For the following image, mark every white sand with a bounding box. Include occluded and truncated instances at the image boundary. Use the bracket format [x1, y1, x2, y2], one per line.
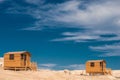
[0, 69, 120, 80]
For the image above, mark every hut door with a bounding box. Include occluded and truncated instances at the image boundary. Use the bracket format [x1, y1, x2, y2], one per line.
[100, 62, 103, 71]
[23, 54, 26, 66]
[21, 54, 26, 66]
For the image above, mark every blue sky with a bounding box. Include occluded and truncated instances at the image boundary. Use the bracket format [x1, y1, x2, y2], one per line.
[0, 0, 120, 70]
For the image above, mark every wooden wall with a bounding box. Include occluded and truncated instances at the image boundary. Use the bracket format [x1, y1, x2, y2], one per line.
[4, 52, 31, 68]
[3, 51, 37, 71]
[4, 53, 21, 67]
[86, 61, 106, 73]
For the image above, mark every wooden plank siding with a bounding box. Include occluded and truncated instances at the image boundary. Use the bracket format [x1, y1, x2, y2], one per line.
[86, 60, 111, 75]
[86, 61, 106, 73]
[4, 53, 21, 67]
[4, 51, 37, 71]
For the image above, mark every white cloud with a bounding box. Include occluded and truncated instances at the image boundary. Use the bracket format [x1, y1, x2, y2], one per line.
[61, 64, 85, 70]
[6, 0, 120, 42]
[115, 19, 120, 26]
[50, 0, 120, 28]
[38, 63, 57, 69]
[50, 0, 120, 42]
[21, 26, 42, 31]
[51, 30, 120, 42]
[40, 63, 57, 67]
[0, 0, 4, 3]
[25, 0, 44, 5]
[51, 35, 99, 42]
[38, 63, 85, 70]
[90, 43, 120, 57]
[8, 0, 120, 29]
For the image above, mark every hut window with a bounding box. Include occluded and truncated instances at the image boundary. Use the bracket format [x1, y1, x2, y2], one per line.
[21, 54, 26, 60]
[21, 54, 24, 60]
[100, 62, 103, 67]
[90, 62, 94, 67]
[9, 54, 14, 60]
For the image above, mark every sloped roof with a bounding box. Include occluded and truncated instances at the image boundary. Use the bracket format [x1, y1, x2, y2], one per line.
[5, 51, 31, 56]
[87, 60, 106, 63]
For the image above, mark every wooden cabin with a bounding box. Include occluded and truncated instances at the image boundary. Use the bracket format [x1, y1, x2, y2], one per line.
[4, 51, 37, 71]
[86, 60, 111, 75]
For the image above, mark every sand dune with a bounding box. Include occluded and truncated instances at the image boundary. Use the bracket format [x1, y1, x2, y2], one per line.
[0, 69, 120, 80]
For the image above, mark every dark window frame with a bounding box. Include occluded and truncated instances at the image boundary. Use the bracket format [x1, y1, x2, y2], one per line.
[21, 54, 26, 60]
[90, 62, 94, 67]
[9, 54, 14, 60]
[21, 54, 24, 60]
[100, 62, 103, 67]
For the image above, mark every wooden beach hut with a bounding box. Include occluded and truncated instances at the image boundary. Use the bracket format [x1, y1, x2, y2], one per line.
[4, 51, 37, 71]
[86, 60, 111, 75]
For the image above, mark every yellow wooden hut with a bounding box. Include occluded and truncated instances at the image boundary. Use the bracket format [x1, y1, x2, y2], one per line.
[86, 60, 111, 75]
[4, 51, 37, 71]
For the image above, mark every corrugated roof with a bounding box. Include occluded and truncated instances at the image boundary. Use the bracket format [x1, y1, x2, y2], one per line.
[87, 60, 106, 62]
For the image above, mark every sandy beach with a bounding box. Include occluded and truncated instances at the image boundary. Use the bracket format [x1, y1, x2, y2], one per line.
[0, 69, 120, 80]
